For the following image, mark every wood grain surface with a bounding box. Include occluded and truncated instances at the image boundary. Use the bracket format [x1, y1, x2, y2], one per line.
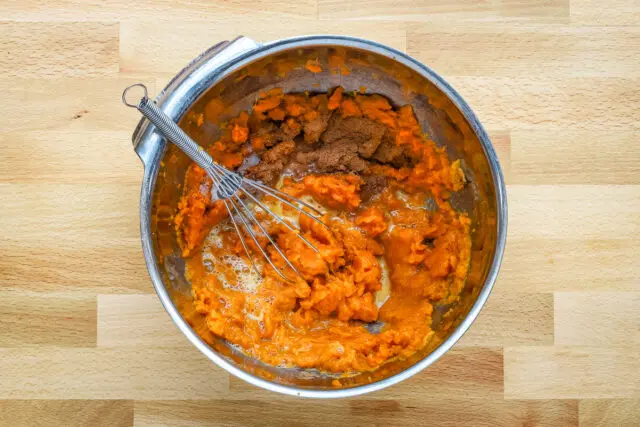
[1, 1, 639, 426]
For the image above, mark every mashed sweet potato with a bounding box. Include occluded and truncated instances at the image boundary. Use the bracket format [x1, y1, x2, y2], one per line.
[173, 87, 471, 374]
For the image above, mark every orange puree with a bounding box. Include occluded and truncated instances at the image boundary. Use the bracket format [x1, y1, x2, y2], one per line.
[284, 174, 362, 210]
[174, 87, 471, 374]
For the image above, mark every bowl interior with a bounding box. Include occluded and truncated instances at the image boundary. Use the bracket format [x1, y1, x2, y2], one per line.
[149, 42, 500, 391]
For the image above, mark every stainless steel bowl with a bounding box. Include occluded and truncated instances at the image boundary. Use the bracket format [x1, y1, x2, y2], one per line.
[131, 35, 507, 397]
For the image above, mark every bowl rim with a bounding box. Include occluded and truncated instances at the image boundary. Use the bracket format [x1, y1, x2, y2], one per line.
[137, 34, 508, 398]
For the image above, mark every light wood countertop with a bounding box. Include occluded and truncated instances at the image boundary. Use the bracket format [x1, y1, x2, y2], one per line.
[1, 1, 639, 425]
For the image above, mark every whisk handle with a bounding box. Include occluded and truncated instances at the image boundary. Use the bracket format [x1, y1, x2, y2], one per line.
[122, 83, 214, 172]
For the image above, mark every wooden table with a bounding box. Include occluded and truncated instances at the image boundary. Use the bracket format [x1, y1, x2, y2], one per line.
[1, 1, 639, 425]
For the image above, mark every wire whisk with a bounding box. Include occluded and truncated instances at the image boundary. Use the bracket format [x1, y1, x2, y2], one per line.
[123, 83, 326, 282]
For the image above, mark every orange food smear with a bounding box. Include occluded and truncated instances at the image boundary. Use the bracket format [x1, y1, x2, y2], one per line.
[305, 58, 323, 73]
[204, 98, 225, 122]
[174, 87, 471, 374]
[230, 111, 249, 144]
[328, 51, 351, 76]
[253, 88, 283, 113]
[328, 86, 343, 110]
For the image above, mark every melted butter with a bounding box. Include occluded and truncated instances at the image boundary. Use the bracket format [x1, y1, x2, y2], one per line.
[202, 222, 262, 293]
[204, 193, 391, 309]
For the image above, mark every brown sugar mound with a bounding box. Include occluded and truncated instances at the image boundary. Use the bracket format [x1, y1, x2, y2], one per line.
[246, 140, 296, 185]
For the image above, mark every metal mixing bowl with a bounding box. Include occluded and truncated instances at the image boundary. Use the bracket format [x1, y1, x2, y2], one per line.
[131, 36, 507, 397]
